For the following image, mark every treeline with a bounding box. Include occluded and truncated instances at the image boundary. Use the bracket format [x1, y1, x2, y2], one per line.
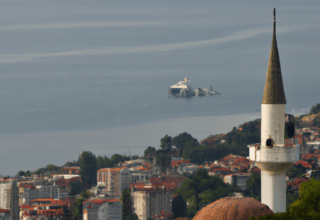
[154, 120, 261, 165]
[173, 169, 264, 218]
[172, 169, 315, 219]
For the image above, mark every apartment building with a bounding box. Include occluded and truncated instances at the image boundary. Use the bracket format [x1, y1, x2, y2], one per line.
[19, 184, 61, 205]
[20, 197, 73, 219]
[0, 209, 10, 220]
[97, 167, 151, 197]
[83, 199, 121, 220]
[0, 181, 19, 220]
[130, 181, 181, 220]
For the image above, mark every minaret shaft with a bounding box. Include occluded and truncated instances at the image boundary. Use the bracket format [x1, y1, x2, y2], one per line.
[261, 171, 286, 213]
[261, 104, 285, 147]
[248, 8, 300, 214]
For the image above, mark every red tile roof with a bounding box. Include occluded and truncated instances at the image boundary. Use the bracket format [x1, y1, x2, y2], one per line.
[89, 199, 120, 205]
[294, 160, 312, 169]
[0, 209, 10, 214]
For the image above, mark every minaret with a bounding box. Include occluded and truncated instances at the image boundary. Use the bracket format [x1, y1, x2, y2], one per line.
[248, 8, 300, 213]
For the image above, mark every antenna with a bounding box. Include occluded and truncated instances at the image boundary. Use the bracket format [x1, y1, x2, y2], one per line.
[273, 8, 276, 33]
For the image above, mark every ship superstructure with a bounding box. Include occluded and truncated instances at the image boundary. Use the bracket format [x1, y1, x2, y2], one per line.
[168, 78, 221, 98]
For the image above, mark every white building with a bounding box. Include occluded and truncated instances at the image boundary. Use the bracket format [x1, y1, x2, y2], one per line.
[307, 140, 320, 150]
[97, 168, 151, 197]
[83, 199, 121, 220]
[224, 173, 252, 191]
[0, 181, 19, 220]
[248, 9, 299, 213]
[0, 209, 10, 220]
[131, 185, 175, 220]
[19, 185, 61, 205]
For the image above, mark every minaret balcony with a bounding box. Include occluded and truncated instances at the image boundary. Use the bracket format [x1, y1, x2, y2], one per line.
[248, 139, 300, 164]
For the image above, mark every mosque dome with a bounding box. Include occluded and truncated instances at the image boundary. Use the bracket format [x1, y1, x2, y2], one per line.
[192, 196, 273, 220]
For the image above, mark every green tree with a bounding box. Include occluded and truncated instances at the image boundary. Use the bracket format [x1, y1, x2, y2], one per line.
[73, 189, 91, 220]
[310, 104, 320, 114]
[172, 194, 187, 218]
[175, 169, 241, 218]
[46, 164, 60, 172]
[172, 132, 199, 151]
[78, 151, 97, 187]
[125, 214, 138, 220]
[97, 156, 111, 169]
[286, 164, 305, 180]
[244, 173, 261, 201]
[110, 154, 128, 166]
[156, 153, 171, 170]
[69, 180, 84, 195]
[121, 189, 133, 220]
[144, 146, 157, 157]
[160, 135, 172, 152]
[186, 194, 198, 217]
[73, 198, 83, 220]
[15, 170, 25, 178]
[289, 178, 320, 219]
[25, 170, 31, 177]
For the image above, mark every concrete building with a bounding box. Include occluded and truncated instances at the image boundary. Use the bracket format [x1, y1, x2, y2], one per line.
[224, 173, 251, 191]
[0, 181, 19, 220]
[131, 185, 175, 220]
[0, 209, 10, 220]
[97, 167, 151, 197]
[19, 184, 61, 205]
[248, 9, 300, 213]
[83, 199, 121, 220]
[307, 140, 320, 150]
[20, 197, 73, 220]
[130, 176, 186, 220]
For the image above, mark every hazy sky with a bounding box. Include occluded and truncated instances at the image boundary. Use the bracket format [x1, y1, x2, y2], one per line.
[1, 0, 320, 175]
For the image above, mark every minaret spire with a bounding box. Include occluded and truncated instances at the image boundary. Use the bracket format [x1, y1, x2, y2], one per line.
[262, 8, 286, 104]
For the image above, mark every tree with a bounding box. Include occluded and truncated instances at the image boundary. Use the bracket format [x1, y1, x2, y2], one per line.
[46, 164, 60, 172]
[110, 154, 128, 166]
[175, 169, 241, 218]
[160, 135, 172, 152]
[69, 180, 84, 195]
[25, 170, 31, 177]
[73, 198, 83, 220]
[15, 170, 25, 178]
[156, 153, 171, 170]
[78, 151, 97, 187]
[73, 189, 91, 220]
[121, 189, 133, 220]
[244, 173, 261, 201]
[125, 214, 138, 220]
[172, 194, 187, 218]
[289, 178, 320, 219]
[286, 164, 305, 179]
[97, 156, 111, 169]
[310, 103, 320, 114]
[144, 146, 157, 157]
[172, 132, 199, 151]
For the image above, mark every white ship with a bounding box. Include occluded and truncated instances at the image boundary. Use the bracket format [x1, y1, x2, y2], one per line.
[168, 78, 221, 98]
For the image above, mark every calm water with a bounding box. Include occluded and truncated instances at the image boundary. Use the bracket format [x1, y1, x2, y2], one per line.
[0, 0, 320, 174]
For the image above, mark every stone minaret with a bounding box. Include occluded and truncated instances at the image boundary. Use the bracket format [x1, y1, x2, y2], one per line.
[248, 8, 300, 213]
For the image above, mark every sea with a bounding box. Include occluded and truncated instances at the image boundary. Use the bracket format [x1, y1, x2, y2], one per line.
[1, 0, 320, 175]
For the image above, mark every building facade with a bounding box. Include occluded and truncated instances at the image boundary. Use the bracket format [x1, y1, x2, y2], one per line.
[0, 181, 19, 220]
[83, 199, 121, 220]
[19, 184, 60, 205]
[97, 168, 151, 197]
